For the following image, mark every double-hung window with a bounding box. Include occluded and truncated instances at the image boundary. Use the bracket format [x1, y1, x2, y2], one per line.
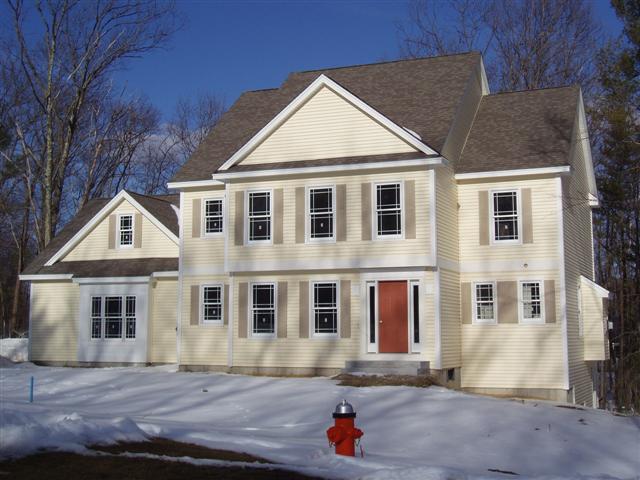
[91, 297, 102, 339]
[118, 214, 134, 247]
[251, 283, 275, 336]
[125, 296, 136, 339]
[473, 282, 496, 324]
[90, 295, 136, 340]
[520, 281, 544, 324]
[202, 285, 223, 324]
[375, 183, 402, 238]
[204, 199, 223, 235]
[492, 191, 519, 242]
[248, 191, 271, 243]
[308, 187, 335, 241]
[312, 282, 338, 336]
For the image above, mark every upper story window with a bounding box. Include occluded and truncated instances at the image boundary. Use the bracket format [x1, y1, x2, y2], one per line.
[375, 182, 402, 238]
[118, 214, 133, 247]
[251, 283, 276, 336]
[520, 281, 544, 324]
[248, 191, 271, 243]
[473, 282, 496, 324]
[204, 199, 224, 235]
[202, 284, 223, 324]
[492, 190, 519, 242]
[308, 187, 335, 241]
[312, 282, 338, 336]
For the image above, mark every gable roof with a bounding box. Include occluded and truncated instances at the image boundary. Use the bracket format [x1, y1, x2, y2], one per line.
[22, 191, 179, 276]
[172, 52, 481, 182]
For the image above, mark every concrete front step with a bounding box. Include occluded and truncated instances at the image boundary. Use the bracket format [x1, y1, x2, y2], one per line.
[343, 360, 430, 376]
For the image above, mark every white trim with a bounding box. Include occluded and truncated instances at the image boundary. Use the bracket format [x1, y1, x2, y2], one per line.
[167, 179, 224, 190]
[580, 275, 610, 298]
[176, 191, 184, 364]
[489, 188, 522, 246]
[309, 280, 340, 339]
[518, 280, 546, 325]
[430, 170, 437, 261]
[365, 281, 378, 353]
[437, 257, 559, 273]
[245, 189, 273, 246]
[200, 283, 225, 326]
[556, 177, 570, 389]
[218, 74, 437, 171]
[116, 213, 135, 249]
[227, 255, 434, 273]
[72, 276, 150, 284]
[201, 196, 225, 238]
[471, 281, 498, 325]
[409, 280, 422, 353]
[183, 264, 226, 276]
[150, 271, 179, 278]
[227, 274, 234, 368]
[434, 268, 442, 369]
[28, 282, 33, 361]
[479, 56, 490, 95]
[306, 185, 337, 244]
[373, 181, 405, 240]
[576, 89, 599, 202]
[19, 274, 74, 281]
[45, 190, 179, 266]
[249, 282, 277, 339]
[223, 184, 231, 275]
[212, 157, 445, 181]
[454, 166, 571, 180]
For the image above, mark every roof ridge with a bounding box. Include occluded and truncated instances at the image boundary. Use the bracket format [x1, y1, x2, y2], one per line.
[126, 190, 176, 204]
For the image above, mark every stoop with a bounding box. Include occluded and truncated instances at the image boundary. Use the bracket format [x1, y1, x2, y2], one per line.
[343, 360, 430, 376]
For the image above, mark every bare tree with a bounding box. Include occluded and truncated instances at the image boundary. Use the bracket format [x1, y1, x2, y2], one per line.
[169, 93, 225, 159]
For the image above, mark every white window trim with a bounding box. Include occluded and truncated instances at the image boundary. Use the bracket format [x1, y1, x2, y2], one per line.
[373, 181, 404, 240]
[518, 280, 545, 325]
[200, 284, 224, 326]
[90, 294, 137, 341]
[489, 188, 522, 246]
[245, 189, 273, 246]
[305, 185, 337, 244]
[117, 213, 135, 249]
[249, 282, 277, 338]
[366, 281, 378, 353]
[472, 281, 498, 325]
[202, 197, 225, 238]
[409, 280, 422, 352]
[309, 281, 340, 338]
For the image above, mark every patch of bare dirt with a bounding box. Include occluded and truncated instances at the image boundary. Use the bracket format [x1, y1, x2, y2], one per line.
[334, 373, 439, 388]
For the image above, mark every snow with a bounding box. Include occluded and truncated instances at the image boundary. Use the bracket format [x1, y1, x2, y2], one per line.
[0, 364, 638, 480]
[0, 338, 28, 362]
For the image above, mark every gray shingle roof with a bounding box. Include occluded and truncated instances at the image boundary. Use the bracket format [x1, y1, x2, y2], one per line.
[32, 258, 178, 277]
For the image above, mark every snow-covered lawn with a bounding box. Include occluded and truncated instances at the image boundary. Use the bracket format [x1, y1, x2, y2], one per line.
[0, 338, 28, 362]
[1, 364, 638, 480]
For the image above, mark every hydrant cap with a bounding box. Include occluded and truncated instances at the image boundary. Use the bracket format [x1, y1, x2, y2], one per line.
[333, 399, 356, 418]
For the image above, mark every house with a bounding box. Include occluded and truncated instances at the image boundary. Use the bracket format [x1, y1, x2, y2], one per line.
[20, 52, 609, 406]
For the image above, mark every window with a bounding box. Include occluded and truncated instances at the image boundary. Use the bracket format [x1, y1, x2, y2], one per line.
[473, 282, 496, 324]
[520, 281, 544, 324]
[204, 199, 223, 235]
[90, 295, 136, 340]
[308, 187, 335, 241]
[105, 296, 123, 339]
[411, 282, 420, 344]
[248, 191, 271, 242]
[492, 191, 519, 242]
[118, 214, 134, 247]
[375, 183, 402, 237]
[202, 285, 223, 324]
[125, 296, 136, 339]
[91, 297, 102, 339]
[251, 283, 275, 336]
[312, 282, 338, 336]
[368, 283, 376, 348]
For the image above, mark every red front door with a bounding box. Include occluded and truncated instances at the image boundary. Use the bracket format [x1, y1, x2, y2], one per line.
[378, 281, 408, 353]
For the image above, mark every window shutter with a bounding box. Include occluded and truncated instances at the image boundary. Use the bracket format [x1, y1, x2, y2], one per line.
[479, 191, 489, 245]
[190, 285, 200, 326]
[192, 199, 201, 238]
[224, 284, 230, 326]
[273, 188, 284, 244]
[497, 281, 518, 323]
[340, 280, 351, 338]
[299, 281, 309, 338]
[404, 180, 416, 239]
[544, 280, 556, 323]
[238, 282, 248, 338]
[134, 213, 142, 248]
[522, 188, 533, 244]
[295, 187, 305, 244]
[234, 191, 244, 246]
[361, 183, 372, 241]
[108, 214, 116, 249]
[336, 184, 347, 241]
[277, 282, 287, 338]
[461, 282, 472, 324]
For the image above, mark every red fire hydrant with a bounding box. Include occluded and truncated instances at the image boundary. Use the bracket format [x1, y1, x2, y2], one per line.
[326, 399, 363, 457]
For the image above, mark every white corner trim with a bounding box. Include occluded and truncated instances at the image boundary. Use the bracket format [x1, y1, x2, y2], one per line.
[479, 56, 490, 95]
[556, 177, 570, 390]
[576, 89, 599, 201]
[72, 276, 151, 284]
[455, 166, 571, 180]
[19, 274, 74, 281]
[176, 191, 185, 365]
[151, 271, 179, 278]
[430, 170, 437, 261]
[28, 282, 33, 361]
[580, 275, 610, 298]
[218, 74, 438, 171]
[44, 190, 179, 267]
[167, 179, 224, 190]
[433, 268, 442, 370]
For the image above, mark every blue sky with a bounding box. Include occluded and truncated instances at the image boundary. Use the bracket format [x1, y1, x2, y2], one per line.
[114, 0, 624, 120]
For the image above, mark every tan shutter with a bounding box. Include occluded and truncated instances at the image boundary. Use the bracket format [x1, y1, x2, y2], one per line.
[461, 282, 472, 324]
[190, 285, 200, 326]
[134, 213, 142, 248]
[192, 199, 201, 238]
[224, 284, 230, 326]
[277, 282, 287, 338]
[299, 281, 309, 338]
[340, 280, 351, 338]
[544, 280, 556, 323]
[108, 214, 116, 249]
[273, 188, 284, 244]
[404, 180, 416, 239]
[522, 188, 533, 244]
[497, 281, 518, 323]
[234, 191, 244, 246]
[295, 187, 305, 244]
[479, 191, 489, 245]
[361, 183, 372, 241]
[336, 184, 347, 241]
[238, 282, 248, 338]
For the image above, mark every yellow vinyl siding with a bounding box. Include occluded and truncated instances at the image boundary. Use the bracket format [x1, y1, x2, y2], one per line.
[439, 268, 461, 368]
[240, 86, 417, 165]
[436, 164, 459, 262]
[62, 199, 178, 262]
[581, 280, 607, 361]
[30, 281, 79, 362]
[149, 278, 178, 363]
[182, 188, 226, 270]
